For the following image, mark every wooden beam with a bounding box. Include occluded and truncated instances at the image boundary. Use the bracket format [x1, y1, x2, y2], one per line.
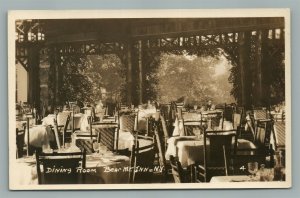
[131, 18, 285, 39]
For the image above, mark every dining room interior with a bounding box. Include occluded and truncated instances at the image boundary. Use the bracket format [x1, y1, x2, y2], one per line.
[13, 17, 286, 185]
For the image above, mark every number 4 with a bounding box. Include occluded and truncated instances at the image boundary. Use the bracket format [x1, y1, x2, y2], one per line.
[240, 166, 246, 171]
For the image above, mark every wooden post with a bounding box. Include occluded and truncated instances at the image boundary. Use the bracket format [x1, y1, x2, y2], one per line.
[261, 30, 271, 107]
[138, 40, 143, 104]
[126, 43, 132, 106]
[27, 46, 40, 108]
[48, 47, 56, 108]
[254, 30, 263, 107]
[238, 32, 251, 109]
[55, 54, 60, 105]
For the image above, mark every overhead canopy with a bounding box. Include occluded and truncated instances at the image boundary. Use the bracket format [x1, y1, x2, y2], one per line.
[15, 17, 285, 109]
[41, 17, 284, 44]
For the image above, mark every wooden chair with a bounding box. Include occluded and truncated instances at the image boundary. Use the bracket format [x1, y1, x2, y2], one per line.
[272, 121, 285, 151]
[152, 119, 169, 180]
[233, 119, 274, 174]
[57, 113, 71, 147]
[119, 114, 137, 134]
[159, 103, 172, 136]
[196, 129, 237, 182]
[253, 108, 269, 121]
[181, 112, 203, 136]
[105, 102, 117, 117]
[16, 124, 26, 158]
[49, 118, 62, 150]
[169, 155, 187, 183]
[74, 116, 98, 154]
[160, 115, 170, 150]
[254, 119, 273, 151]
[251, 108, 270, 137]
[36, 150, 86, 184]
[232, 107, 244, 136]
[96, 125, 118, 151]
[182, 120, 203, 136]
[129, 137, 156, 183]
[202, 111, 223, 130]
[223, 103, 234, 123]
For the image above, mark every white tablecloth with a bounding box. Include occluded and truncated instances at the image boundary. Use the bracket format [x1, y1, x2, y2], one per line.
[25, 125, 54, 148]
[165, 136, 204, 167]
[165, 135, 256, 168]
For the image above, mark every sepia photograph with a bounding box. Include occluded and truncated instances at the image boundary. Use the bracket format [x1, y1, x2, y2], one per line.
[8, 9, 291, 190]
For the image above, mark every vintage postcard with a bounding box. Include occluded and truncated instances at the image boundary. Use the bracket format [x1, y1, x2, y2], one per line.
[8, 9, 291, 190]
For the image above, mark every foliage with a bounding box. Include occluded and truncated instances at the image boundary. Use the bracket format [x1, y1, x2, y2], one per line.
[266, 49, 285, 105]
[59, 54, 126, 105]
[154, 52, 235, 105]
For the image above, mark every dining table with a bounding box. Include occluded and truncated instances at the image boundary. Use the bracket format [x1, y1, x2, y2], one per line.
[11, 145, 131, 185]
[165, 135, 256, 168]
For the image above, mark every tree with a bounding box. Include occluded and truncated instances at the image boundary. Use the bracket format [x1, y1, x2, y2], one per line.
[155, 52, 235, 105]
[60, 54, 126, 105]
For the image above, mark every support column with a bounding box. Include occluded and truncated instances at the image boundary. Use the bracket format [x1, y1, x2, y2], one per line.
[49, 47, 58, 109]
[253, 30, 263, 107]
[238, 32, 251, 109]
[39, 47, 51, 116]
[27, 45, 40, 109]
[261, 30, 271, 107]
[138, 40, 143, 104]
[126, 43, 133, 105]
[54, 51, 60, 105]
